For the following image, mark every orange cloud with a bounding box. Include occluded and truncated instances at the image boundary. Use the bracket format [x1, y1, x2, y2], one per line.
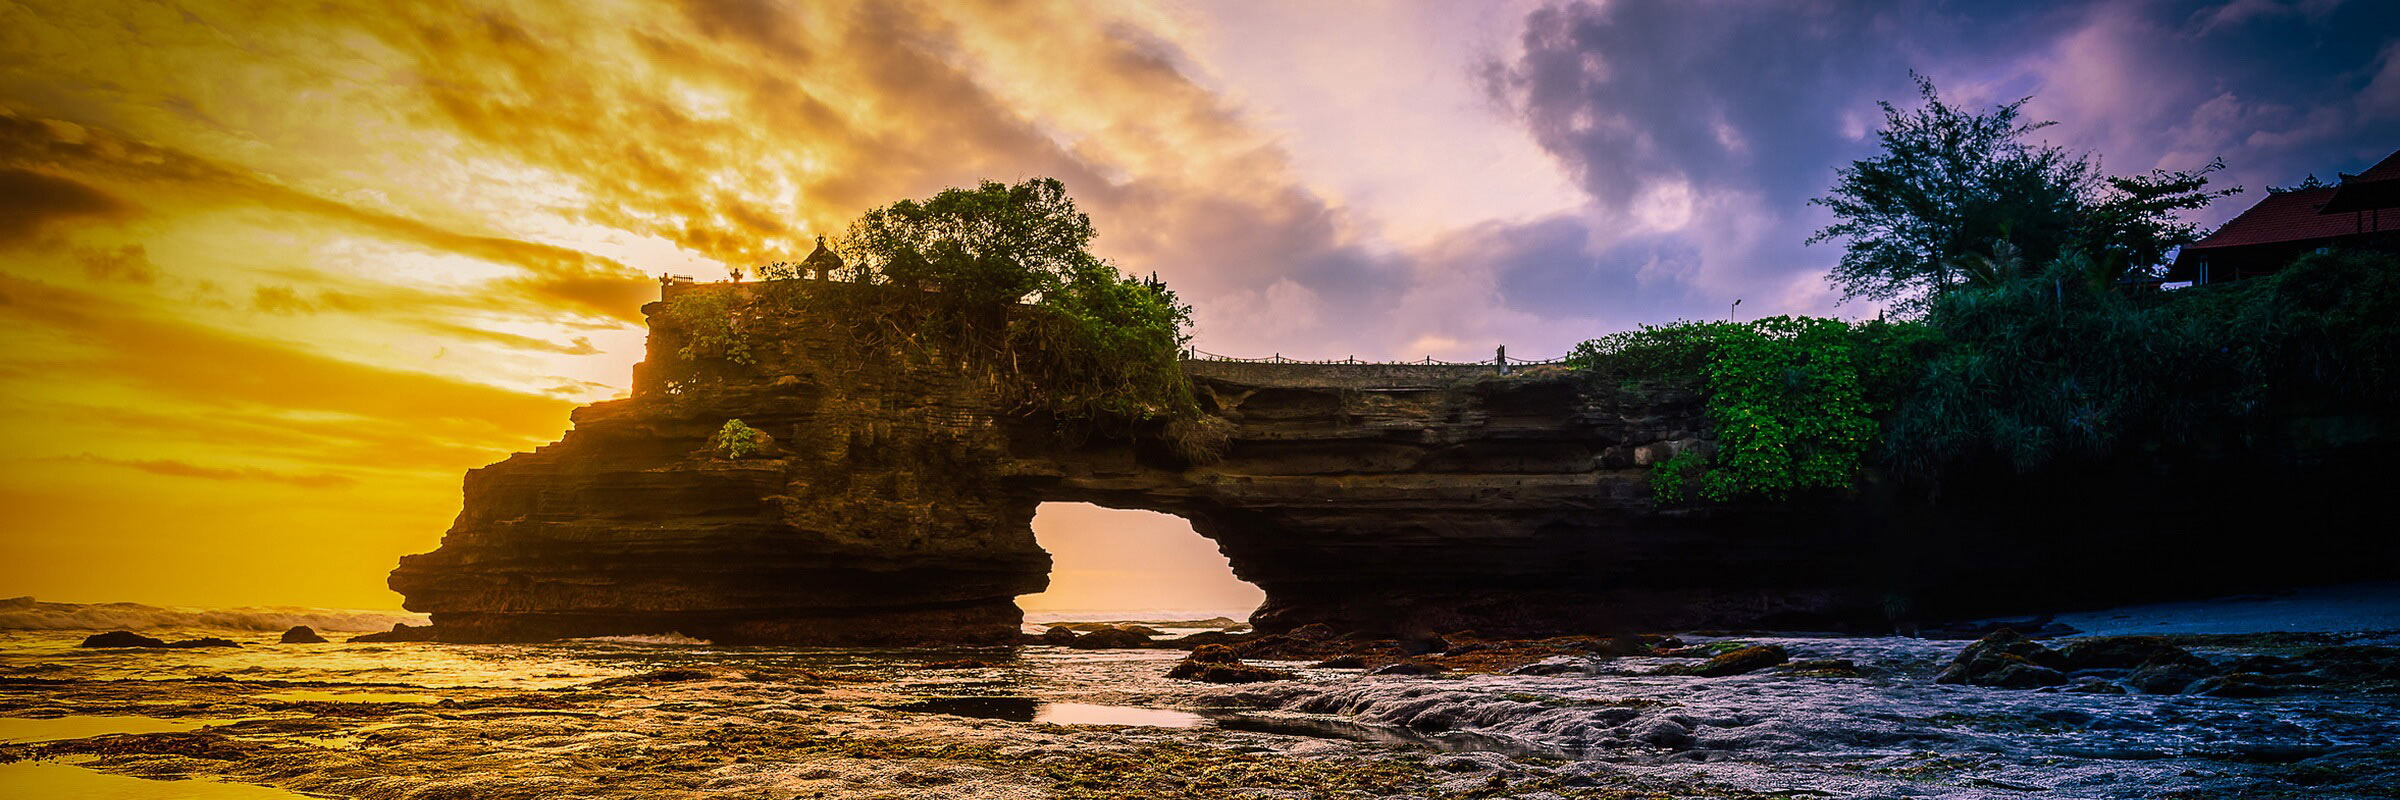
[0, 168, 126, 244]
[0, 0, 1455, 610]
[60, 454, 358, 488]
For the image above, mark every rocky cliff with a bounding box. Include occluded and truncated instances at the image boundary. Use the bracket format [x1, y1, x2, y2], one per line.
[391, 280, 2399, 644]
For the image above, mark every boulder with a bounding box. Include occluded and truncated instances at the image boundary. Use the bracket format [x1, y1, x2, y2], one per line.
[1161, 630, 1249, 648]
[1311, 655, 1369, 669]
[1234, 623, 1351, 660]
[2126, 651, 2217, 694]
[350, 623, 440, 643]
[1664, 645, 1789, 677]
[1631, 716, 1692, 748]
[1066, 626, 1152, 649]
[2296, 646, 2400, 682]
[1115, 624, 1163, 637]
[1777, 658, 1863, 678]
[2063, 677, 2128, 694]
[2056, 636, 2197, 670]
[2189, 672, 2282, 698]
[1037, 626, 1080, 645]
[79, 631, 167, 648]
[165, 637, 242, 648]
[1580, 635, 1655, 658]
[279, 626, 328, 644]
[1936, 629, 2068, 687]
[1398, 633, 1450, 656]
[1166, 645, 1295, 683]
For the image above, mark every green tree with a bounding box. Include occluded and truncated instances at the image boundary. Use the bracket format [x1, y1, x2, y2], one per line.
[1811, 75, 2233, 308]
[822, 178, 1197, 424]
[838, 177, 1104, 310]
[1809, 74, 2091, 309]
[2074, 161, 2240, 287]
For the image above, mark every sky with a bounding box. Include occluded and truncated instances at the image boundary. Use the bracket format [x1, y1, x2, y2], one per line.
[1, 0, 2394, 611]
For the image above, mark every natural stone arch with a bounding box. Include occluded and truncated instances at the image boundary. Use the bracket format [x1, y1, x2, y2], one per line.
[1015, 502, 1262, 618]
[390, 281, 2391, 645]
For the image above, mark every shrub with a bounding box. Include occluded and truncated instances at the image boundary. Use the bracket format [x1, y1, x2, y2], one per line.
[711, 419, 759, 459]
[676, 179, 1197, 431]
[1573, 316, 1931, 503]
[1880, 248, 2400, 478]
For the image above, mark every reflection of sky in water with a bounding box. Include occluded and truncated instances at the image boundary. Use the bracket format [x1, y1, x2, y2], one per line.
[0, 762, 321, 799]
[1036, 701, 1204, 727]
[0, 715, 211, 743]
[0, 627, 1307, 701]
[883, 697, 1208, 728]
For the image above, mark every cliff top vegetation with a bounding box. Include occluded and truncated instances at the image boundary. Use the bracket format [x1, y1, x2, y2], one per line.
[1579, 76, 2393, 505]
[659, 178, 1199, 432]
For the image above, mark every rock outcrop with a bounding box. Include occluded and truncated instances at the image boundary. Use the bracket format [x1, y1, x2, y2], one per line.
[77, 631, 242, 649]
[388, 280, 2400, 644]
[79, 631, 167, 648]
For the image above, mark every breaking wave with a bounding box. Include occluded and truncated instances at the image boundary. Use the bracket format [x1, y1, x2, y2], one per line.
[565, 633, 713, 646]
[0, 596, 426, 633]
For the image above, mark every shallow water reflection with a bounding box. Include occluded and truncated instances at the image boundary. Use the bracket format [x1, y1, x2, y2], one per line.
[0, 716, 209, 743]
[254, 690, 436, 704]
[885, 696, 1206, 728]
[1036, 702, 1205, 727]
[0, 762, 321, 799]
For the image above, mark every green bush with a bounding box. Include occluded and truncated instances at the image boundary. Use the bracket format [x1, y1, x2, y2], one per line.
[711, 419, 759, 459]
[1571, 316, 1933, 503]
[664, 288, 752, 366]
[1880, 248, 2400, 478]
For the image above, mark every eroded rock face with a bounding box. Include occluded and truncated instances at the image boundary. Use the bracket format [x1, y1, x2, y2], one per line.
[390, 281, 2400, 644]
[390, 284, 1050, 645]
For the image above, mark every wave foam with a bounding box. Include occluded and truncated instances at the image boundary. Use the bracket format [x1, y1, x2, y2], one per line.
[563, 633, 713, 646]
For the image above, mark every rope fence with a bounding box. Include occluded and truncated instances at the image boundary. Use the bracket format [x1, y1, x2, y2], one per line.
[1185, 346, 1573, 372]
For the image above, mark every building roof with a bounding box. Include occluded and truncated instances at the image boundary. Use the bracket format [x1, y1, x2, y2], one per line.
[2322, 148, 2400, 214]
[2182, 187, 2364, 251]
[2345, 148, 2400, 183]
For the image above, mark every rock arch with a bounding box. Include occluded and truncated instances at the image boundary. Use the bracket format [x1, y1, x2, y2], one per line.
[389, 282, 2400, 644]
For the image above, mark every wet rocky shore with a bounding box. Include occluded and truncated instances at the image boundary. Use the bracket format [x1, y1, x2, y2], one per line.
[5, 603, 2398, 799]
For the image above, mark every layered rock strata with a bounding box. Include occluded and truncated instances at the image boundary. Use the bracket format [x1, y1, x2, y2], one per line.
[391, 280, 2398, 644]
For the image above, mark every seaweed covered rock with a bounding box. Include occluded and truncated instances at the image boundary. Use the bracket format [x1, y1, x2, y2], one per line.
[1662, 644, 1789, 677]
[1167, 644, 1295, 683]
[2126, 650, 2218, 694]
[1936, 630, 2068, 688]
[2057, 636, 2197, 670]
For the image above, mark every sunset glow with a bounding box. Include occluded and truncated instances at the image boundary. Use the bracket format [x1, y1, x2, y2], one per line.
[3, 0, 2392, 610]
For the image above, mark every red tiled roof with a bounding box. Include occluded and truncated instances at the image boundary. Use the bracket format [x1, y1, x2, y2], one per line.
[2346, 148, 2400, 183]
[2322, 148, 2400, 214]
[2184, 186, 2396, 251]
